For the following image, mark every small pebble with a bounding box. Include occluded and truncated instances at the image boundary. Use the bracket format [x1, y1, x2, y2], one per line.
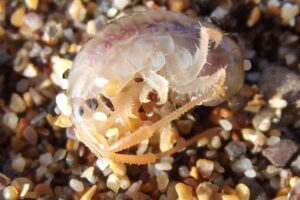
[69, 0, 87, 22]
[9, 93, 26, 113]
[3, 112, 19, 130]
[113, 0, 130, 10]
[69, 178, 84, 192]
[156, 170, 169, 191]
[51, 56, 72, 79]
[285, 54, 297, 66]
[196, 182, 218, 200]
[11, 154, 26, 173]
[155, 162, 172, 171]
[22, 63, 38, 78]
[232, 158, 253, 174]
[168, 0, 189, 12]
[107, 8, 118, 18]
[225, 141, 247, 161]
[56, 93, 72, 116]
[266, 165, 280, 177]
[25, 0, 39, 10]
[35, 165, 47, 181]
[107, 173, 121, 193]
[29, 88, 45, 106]
[241, 128, 267, 147]
[267, 0, 280, 8]
[81, 167, 96, 184]
[96, 158, 110, 171]
[270, 177, 280, 189]
[252, 108, 274, 132]
[178, 166, 190, 178]
[189, 166, 199, 179]
[210, 6, 229, 20]
[175, 183, 193, 200]
[3, 185, 19, 200]
[267, 136, 280, 146]
[80, 185, 97, 200]
[247, 6, 261, 27]
[219, 119, 233, 131]
[19, 183, 30, 198]
[39, 153, 53, 166]
[11, 7, 26, 27]
[119, 175, 130, 190]
[243, 59, 252, 71]
[268, 97, 287, 109]
[53, 149, 67, 162]
[125, 180, 142, 198]
[211, 136, 222, 149]
[235, 183, 250, 200]
[42, 21, 63, 45]
[281, 3, 299, 26]
[244, 168, 256, 178]
[214, 161, 225, 173]
[110, 162, 126, 176]
[23, 125, 38, 145]
[196, 159, 214, 179]
[86, 20, 96, 36]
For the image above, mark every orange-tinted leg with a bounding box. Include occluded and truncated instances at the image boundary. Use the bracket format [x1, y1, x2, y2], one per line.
[106, 68, 226, 154]
[103, 127, 221, 164]
[106, 88, 216, 153]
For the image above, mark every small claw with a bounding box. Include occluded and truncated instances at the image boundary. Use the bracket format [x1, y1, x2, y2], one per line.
[139, 84, 152, 103]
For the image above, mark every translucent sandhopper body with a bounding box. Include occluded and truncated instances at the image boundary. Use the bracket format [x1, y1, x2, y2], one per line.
[65, 11, 244, 164]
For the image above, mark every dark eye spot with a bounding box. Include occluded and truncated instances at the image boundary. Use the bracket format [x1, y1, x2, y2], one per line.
[85, 98, 99, 111]
[63, 69, 70, 79]
[73, 106, 84, 119]
[134, 77, 144, 82]
[100, 95, 115, 111]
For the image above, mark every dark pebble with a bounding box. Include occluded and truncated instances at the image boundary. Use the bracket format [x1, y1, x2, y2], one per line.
[240, 177, 269, 200]
[0, 45, 13, 66]
[262, 139, 298, 167]
[1, 165, 19, 180]
[259, 67, 300, 103]
[225, 141, 247, 160]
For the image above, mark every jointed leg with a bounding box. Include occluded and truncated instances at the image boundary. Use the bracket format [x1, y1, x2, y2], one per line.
[205, 27, 223, 48]
[106, 66, 226, 154]
[103, 127, 221, 164]
[107, 87, 218, 153]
